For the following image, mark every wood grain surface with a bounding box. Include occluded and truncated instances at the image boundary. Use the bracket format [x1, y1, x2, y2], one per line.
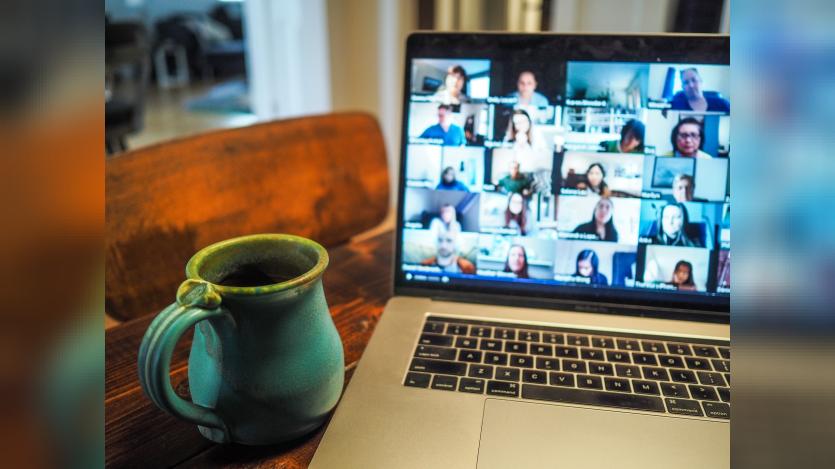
[105, 230, 394, 468]
[106, 112, 389, 321]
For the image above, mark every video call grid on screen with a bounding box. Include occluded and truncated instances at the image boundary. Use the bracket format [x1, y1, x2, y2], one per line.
[400, 53, 730, 298]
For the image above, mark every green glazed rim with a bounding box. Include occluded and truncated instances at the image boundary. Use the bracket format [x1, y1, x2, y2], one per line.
[185, 234, 329, 296]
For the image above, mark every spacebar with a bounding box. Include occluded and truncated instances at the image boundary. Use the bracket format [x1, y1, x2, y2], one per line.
[522, 384, 665, 413]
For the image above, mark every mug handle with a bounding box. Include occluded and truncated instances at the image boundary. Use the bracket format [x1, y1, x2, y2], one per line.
[138, 279, 231, 442]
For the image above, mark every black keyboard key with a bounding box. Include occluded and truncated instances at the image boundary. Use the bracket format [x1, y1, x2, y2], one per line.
[505, 341, 528, 354]
[530, 344, 553, 356]
[632, 353, 658, 366]
[494, 328, 516, 340]
[577, 374, 603, 390]
[485, 352, 508, 366]
[591, 337, 614, 349]
[694, 345, 718, 358]
[522, 369, 547, 384]
[671, 369, 698, 383]
[685, 357, 711, 370]
[510, 354, 534, 368]
[717, 387, 730, 403]
[604, 377, 631, 393]
[419, 333, 453, 347]
[535, 357, 559, 370]
[667, 343, 692, 355]
[641, 341, 665, 353]
[410, 358, 467, 376]
[480, 339, 502, 351]
[718, 347, 730, 359]
[458, 377, 485, 394]
[589, 362, 614, 376]
[487, 380, 519, 397]
[414, 345, 456, 360]
[519, 331, 540, 342]
[724, 373, 730, 385]
[555, 346, 579, 358]
[458, 349, 483, 363]
[566, 335, 590, 347]
[455, 337, 478, 349]
[702, 401, 730, 419]
[542, 333, 564, 344]
[615, 364, 641, 378]
[431, 374, 458, 391]
[522, 384, 665, 413]
[658, 355, 685, 368]
[689, 385, 719, 401]
[469, 364, 494, 379]
[642, 366, 669, 381]
[665, 398, 703, 417]
[549, 372, 575, 387]
[698, 371, 726, 387]
[446, 324, 468, 335]
[632, 380, 660, 395]
[495, 367, 520, 381]
[563, 359, 587, 373]
[712, 359, 730, 373]
[617, 339, 640, 351]
[423, 321, 445, 333]
[581, 348, 605, 360]
[661, 382, 689, 398]
[469, 326, 491, 338]
[606, 350, 632, 363]
[404, 372, 431, 388]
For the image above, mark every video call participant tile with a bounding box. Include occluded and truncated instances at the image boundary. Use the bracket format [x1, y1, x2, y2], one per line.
[402, 228, 479, 276]
[476, 235, 556, 280]
[637, 245, 712, 292]
[552, 240, 638, 288]
[405, 144, 486, 192]
[556, 195, 641, 245]
[557, 151, 646, 198]
[402, 187, 481, 233]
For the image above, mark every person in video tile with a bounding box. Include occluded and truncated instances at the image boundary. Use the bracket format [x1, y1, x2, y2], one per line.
[419, 104, 465, 146]
[433, 65, 469, 105]
[670, 68, 730, 113]
[436, 166, 470, 192]
[672, 174, 695, 202]
[575, 249, 609, 286]
[503, 244, 529, 279]
[497, 160, 533, 196]
[573, 197, 619, 242]
[505, 109, 535, 149]
[510, 71, 549, 107]
[599, 119, 645, 154]
[428, 204, 462, 235]
[575, 163, 611, 196]
[666, 117, 711, 158]
[667, 260, 697, 291]
[654, 203, 702, 247]
[420, 226, 475, 274]
[504, 192, 529, 235]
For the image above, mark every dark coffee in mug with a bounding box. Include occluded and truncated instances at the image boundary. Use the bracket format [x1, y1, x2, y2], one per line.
[216, 262, 304, 287]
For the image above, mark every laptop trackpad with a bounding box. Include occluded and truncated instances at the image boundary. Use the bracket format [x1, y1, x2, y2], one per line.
[477, 398, 728, 469]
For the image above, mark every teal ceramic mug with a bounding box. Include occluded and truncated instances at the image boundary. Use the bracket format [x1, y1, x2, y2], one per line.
[137, 234, 344, 445]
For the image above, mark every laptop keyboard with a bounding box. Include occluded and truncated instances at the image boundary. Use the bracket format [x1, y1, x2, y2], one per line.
[404, 316, 730, 420]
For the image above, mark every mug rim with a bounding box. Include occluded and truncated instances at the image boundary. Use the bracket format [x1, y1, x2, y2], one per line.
[185, 234, 329, 296]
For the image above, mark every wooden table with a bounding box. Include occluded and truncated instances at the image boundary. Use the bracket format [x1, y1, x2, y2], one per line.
[106, 231, 394, 468]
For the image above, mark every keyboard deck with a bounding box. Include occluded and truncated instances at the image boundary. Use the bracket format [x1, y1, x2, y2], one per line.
[404, 316, 730, 420]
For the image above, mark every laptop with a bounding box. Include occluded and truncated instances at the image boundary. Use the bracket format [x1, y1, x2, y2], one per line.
[311, 33, 730, 469]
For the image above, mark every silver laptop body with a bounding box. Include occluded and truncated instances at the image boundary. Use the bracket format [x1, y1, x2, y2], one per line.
[312, 33, 730, 469]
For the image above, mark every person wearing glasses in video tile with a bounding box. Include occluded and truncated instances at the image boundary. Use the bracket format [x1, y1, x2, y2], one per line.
[665, 117, 712, 159]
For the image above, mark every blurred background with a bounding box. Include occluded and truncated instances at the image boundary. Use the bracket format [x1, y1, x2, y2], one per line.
[105, 0, 729, 207]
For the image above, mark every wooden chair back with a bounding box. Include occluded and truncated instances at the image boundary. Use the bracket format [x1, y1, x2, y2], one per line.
[106, 112, 389, 321]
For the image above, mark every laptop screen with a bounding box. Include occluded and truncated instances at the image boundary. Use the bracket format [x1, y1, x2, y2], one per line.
[396, 34, 729, 315]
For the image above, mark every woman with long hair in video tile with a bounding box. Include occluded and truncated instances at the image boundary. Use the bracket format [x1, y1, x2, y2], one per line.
[436, 166, 470, 192]
[433, 65, 469, 105]
[668, 260, 697, 291]
[428, 204, 462, 235]
[654, 203, 701, 247]
[573, 197, 619, 242]
[574, 249, 609, 286]
[505, 109, 534, 149]
[575, 163, 611, 196]
[504, 192, 528, 235]
[503, 244, 529, 279]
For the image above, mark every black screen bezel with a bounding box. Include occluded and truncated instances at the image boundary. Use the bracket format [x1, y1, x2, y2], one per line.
[394, 33, 730, 323]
